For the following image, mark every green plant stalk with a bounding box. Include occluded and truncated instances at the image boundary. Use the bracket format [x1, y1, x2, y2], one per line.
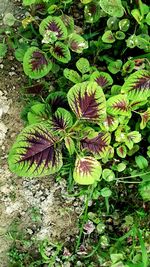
[117, 171, 150, 180]
[83, 237, 101, 258]
[67, 166, 74, 193]
[75, 184, 95, 252]
[105, 197, 110, 214]
[137, 228, 148, 267]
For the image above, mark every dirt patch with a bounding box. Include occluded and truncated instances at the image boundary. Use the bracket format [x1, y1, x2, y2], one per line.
[0, 55, 78, 267]
[0, 5, 78, 267]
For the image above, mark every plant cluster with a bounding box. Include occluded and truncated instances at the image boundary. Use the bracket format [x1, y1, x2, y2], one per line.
[1, 0, 150, 266]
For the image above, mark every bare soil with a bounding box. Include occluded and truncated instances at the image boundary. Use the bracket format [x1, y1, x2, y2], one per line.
[0, 3, 78, 266]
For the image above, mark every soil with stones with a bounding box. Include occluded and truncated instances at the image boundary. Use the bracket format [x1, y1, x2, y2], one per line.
[0, 2, 79, 266]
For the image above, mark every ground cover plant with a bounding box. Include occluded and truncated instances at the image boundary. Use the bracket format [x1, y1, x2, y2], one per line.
[1, 0, 150, 266]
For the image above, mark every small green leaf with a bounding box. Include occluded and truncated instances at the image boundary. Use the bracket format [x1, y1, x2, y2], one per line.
[90, 71, 113, 89]
[97, 222, 106, 234]
[99, 114, 118, 132]
[64, 68, 82, 84]
[68, 33, 88, 53]
[140, 108, 150, 129]
[110, 253, 124, 264]
[125, 131, 141, 150]
[126, 34, 137, 48]
[119, 19, 130, 32]
[84, 1, 102, 23]
[76, 58, 90, 74]
[139, 182, 150, 201]
[23, 0, 40, 5]
[131, 9, 142, 24]
[116, 145, 127, 158]
[0, 43, 7, 58]
[127, 144, 139, 156]
[111, 85, 121, 95]
[3, 13, 16, 26]
[107, 17, 119, 31]
[102, 169, 115, 182]
[135, 156, 148, 169]
[145, 12, 150, 26]
[50, 42, 71, 63]
[65, 137, 75, 155]
[101, 187, 112, 197]
[108, 60, 122, 74]
[80, 0, 92, 3]
[102, 30, 115, 44]
[117, 163, 126, 172]
[122, 60, 135, 74]
[73, 156, 102, 185]
[27, 103, 48, 124]
[39, 16, 68, 42]
[115, 31, 125, 40]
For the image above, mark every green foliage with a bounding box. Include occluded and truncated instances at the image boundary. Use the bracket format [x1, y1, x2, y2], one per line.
[0, 43, 7, 58]
[4, 1, 150, 265]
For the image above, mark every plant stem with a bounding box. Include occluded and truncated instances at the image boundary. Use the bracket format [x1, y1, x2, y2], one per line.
[117, 171, 150, 180]
[105, 197, 109, 214]
[75, 184, 95, 252]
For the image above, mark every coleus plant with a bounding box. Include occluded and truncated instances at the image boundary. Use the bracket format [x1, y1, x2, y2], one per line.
[8, 69, 150, 185]
[23, 15, 88, 79]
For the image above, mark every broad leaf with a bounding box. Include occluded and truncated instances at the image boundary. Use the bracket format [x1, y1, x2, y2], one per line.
[51, 108, 73, 132]
[46, 91, 69, 113]
[140, 108, 150, 129]
[8, 122, 63, 177]
[65, 137, 75, 155]
[107, 94, 130, 116]
[64, 68, 82, 84]
[39, 16, 68, 41]
[50, 42, 71, 63]
[121, 70, 150, 100]
[116, 145, 127, 158]
[23, 47, 52, 79]
[73, 156, 102, 185]
[99, 114, 118, 132]
[68, 33, 88, 53]
[67, 81, 106, 123]
[100, 0, 124, 18]
[90, 71, 113, 89]
[27, 103, 49, 124]
[81, 132, 111, 158]
[76, 58, 90, 74]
